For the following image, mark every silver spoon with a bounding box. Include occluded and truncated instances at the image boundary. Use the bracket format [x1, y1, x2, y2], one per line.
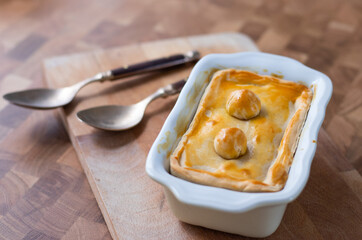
[3, 51, 199, 109]
[76, 79, 186, 131]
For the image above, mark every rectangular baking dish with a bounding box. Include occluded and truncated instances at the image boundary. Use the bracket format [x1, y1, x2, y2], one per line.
[146, 52, 332, 238]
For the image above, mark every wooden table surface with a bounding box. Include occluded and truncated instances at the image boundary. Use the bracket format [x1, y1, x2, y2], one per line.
[0, 0, 361, 239]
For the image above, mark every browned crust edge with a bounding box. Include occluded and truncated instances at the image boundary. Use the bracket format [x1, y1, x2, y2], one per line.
[170, 70, 313, 192]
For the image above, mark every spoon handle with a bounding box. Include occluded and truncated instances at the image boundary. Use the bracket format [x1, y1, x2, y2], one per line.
[104, 51, 199, 81]
[162, 79, 187, 96]
[142, 79, 187, 106]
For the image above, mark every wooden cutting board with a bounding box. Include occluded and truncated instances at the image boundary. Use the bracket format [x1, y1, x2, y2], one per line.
[43, 32, 258, 240]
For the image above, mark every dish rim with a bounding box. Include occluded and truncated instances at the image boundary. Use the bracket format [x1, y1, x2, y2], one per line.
[146, 52, 333, 213]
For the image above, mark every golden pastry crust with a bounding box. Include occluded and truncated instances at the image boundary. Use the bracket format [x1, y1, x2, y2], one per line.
[170, 69, 313, 192]
[226, 89, 261, 120]
[214, 127, 247, 159]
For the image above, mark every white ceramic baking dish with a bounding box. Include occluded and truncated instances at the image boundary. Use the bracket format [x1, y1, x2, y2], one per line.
[146, 52, 332, 238]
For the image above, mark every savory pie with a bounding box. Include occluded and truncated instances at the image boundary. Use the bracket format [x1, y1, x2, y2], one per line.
[170, 69, 313, 192]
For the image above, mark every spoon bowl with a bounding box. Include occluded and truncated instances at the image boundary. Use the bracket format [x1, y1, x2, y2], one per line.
[3, 87, 77, 109]
[77, 104, 146, 131]
[77, 79, 186, 131]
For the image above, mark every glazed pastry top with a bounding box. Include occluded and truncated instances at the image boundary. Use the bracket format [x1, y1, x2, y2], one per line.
[177, 70, 310, 182]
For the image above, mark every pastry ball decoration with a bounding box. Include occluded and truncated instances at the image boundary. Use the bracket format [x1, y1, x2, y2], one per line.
[214, 127, 247, 159]
[226, 89, 261, 120]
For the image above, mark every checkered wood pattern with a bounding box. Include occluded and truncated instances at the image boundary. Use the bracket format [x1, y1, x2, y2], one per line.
[0, 0, 361, 239]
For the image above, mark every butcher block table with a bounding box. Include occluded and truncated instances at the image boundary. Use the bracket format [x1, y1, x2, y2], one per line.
[0, 0, 361, 240]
